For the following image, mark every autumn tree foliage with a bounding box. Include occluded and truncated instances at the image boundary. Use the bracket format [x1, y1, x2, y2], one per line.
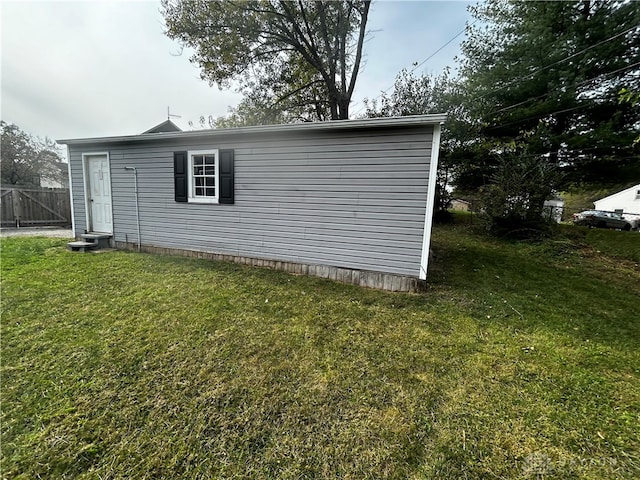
[0, 121, 66, 187]
[162, 0, 371, 121]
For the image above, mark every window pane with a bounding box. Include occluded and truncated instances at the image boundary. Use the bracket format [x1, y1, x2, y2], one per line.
[190, 152, 217, 199]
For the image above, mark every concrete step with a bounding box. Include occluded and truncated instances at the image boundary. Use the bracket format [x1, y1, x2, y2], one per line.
[81, 233, 112, 240]
[81, 233, 113, 249]
[67, 241, 98, 252]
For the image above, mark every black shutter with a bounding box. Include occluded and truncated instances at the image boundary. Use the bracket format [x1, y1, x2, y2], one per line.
[174, 151, 188, 202]
[219, 149, 234, 204]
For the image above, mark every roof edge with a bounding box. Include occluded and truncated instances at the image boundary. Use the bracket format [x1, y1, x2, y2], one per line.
[57, 114, 447, 145]
[141, 119, 182, 134]
[594, 183, 640, 204]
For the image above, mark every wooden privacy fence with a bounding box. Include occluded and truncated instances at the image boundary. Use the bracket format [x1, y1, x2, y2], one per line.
[0, 185, 71, 227]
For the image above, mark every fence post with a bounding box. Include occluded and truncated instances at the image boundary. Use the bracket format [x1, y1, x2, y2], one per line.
[11, 188, 22, 228]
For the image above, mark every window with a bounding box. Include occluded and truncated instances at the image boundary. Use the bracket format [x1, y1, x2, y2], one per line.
[188, 150, 219, 203]
[174, 149, 234, 204]
[636, 189, 640, 200]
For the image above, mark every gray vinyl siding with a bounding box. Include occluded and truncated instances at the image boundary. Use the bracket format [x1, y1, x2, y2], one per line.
[69, 152, 87, 235]
[68, 125, 433, 276]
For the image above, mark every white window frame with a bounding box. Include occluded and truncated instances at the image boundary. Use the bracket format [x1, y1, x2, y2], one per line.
[188, 149, 219, 204]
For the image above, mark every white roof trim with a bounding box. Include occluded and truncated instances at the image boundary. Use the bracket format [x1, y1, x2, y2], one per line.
[594, 184, 640, 204]
[141, 119, 182, 134]
[419, 122, 442, 281]
[57, 114, 447, 145]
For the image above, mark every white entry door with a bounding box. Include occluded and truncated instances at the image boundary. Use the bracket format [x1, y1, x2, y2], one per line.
[85, 154, 113, 233]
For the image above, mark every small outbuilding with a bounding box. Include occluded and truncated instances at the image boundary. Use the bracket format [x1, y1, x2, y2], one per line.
[542, 198, 565, 223]
[450, 199, 471, 212]
[59, 115, 446, 291]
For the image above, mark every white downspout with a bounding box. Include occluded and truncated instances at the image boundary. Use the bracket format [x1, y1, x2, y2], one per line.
[124, 167, 141, 252]
[419, 123, 443, 280]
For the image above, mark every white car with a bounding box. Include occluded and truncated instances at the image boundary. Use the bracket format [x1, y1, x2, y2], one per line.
[572, 210, 635, 231]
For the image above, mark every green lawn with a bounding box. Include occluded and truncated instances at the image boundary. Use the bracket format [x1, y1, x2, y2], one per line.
[1, 225, 639, 479]
[559, 224, 640, 262]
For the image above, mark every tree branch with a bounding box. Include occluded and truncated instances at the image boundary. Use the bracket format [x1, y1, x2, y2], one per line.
[298, 0, 319, 55]
[316, 1, 335, 78]
[347, 1, 370, 99]
[274, 79, 326, 105]
[339, 2, 352, 95]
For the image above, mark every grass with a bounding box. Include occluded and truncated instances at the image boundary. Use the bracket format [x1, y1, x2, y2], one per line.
[558, 224, 640, 262]
[1, 224, 639, 479]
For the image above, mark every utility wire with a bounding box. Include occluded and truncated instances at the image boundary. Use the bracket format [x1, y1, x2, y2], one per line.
[486, 60, 640, 118]
[352, 15, 638, 138]
[474, 23, 639, 103]
[453, 24, 640, 131]
[484, 61, 640, 131]
[355, 21, 637, 118]
[351, 19, 476, 117]
[355, 21, 637, 119]
[409, 20, 477, 76]
[487, 102, 612, 131]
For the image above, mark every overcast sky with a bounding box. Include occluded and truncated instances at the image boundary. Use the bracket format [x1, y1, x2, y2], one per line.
[1, 0, 472, 142]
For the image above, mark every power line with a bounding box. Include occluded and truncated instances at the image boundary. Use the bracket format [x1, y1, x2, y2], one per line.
[351, 19, 476, 117]
[353, 16, 639, 130]
[474, 23, 639, 103]
[409, 20, 477, 76]
[484, 61, 640, 131]
[486, 99, 620, 131]
[485, 60, 640, 118]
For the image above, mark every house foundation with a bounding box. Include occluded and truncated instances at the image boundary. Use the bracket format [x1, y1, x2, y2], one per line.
[115, 241, 425, 293]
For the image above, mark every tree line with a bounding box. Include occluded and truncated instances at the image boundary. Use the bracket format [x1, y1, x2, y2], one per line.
[5, 0, 638, 231]
[0, 121, 67, 188]
[163, 0, 639, 233]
